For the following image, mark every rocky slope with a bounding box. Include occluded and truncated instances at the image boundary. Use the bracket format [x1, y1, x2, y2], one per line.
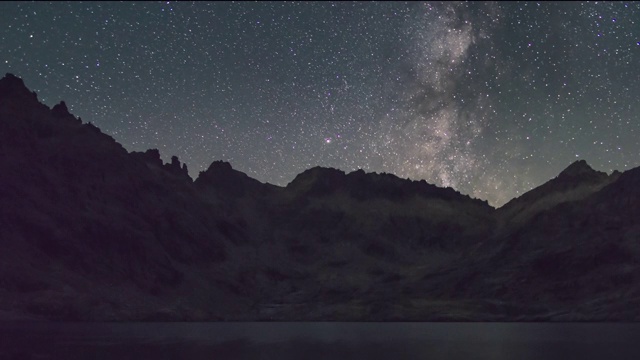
[495, 159, 620, 235]
[441, 164, 640, 321]
[0, 73, 638, 321]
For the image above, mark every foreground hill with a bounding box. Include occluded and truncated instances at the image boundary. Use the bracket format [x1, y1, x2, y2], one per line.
[0, 73, 638, 321]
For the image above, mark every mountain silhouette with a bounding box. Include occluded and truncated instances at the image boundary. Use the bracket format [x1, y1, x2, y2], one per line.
[1, 73, 638, 321]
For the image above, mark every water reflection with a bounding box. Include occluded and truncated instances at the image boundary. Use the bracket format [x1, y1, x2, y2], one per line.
[1, 322, 639, 360]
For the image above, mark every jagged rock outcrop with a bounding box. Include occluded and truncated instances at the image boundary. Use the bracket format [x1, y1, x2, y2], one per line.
[195, 160, 275, 198]
[131, 148, 164, 167]
[0, 74, 249, 321]
[50, 101, 81, 125]
[1, 73, 639, 321]
[0, 73, 39, 105]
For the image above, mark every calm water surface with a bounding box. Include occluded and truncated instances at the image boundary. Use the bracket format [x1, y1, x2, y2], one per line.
[1, 322, 639, 359]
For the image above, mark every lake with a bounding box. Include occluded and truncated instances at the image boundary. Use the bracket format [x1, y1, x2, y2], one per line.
[1, 322, 639, 359]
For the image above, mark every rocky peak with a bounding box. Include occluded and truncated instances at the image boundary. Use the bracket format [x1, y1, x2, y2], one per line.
[131, 149, 163, 167]
[496, 160, 617, 232]
[558, 160, 599, 179]
[0, 74, 82, 128]
[0, 73, 36, 100]
[195, 160, 258, 196]
[195, 160, 237, 184]
[51, 101, 81, 124]
[205, 160, 234, 173]
[552, 160, 611, 189]
[51, 101, 71, 118]
[0, 74, 43, 118]
[286, 166, 347, 196]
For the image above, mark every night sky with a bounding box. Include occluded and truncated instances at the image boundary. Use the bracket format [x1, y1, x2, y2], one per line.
[2, 2, 639, 207]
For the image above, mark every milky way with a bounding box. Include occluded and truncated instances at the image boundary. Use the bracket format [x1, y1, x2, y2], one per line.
[2, 2, 639, 206]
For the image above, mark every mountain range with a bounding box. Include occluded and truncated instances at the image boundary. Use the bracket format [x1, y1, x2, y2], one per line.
[1, 73, 638, 321]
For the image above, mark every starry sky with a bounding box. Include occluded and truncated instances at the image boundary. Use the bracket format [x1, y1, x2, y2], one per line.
[2, 1, 639, 207]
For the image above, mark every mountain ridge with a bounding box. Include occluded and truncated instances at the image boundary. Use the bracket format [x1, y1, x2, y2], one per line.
[1, 73, 639, 321]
